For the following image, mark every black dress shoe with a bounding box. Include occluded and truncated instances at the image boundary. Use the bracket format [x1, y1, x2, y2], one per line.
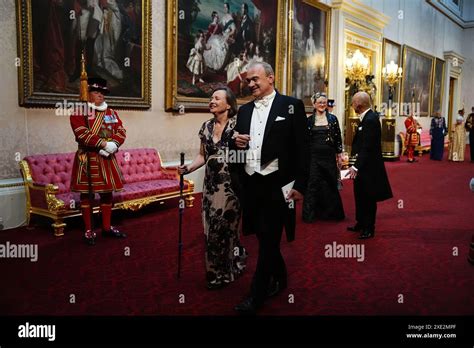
[84, 230, 96, 246]
[234, 297, 260, 315]
[267, 278, 287, 298]
[347, 224, 362, 232]
[358, 229, 375, 239]
[102, 226, 127, 238]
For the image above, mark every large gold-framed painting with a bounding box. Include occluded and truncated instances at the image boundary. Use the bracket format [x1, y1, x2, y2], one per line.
[431, 57, 445, 116]
[381, 38, 401, 111]
[287, 0, 330, 110]
[166, 0, 285, 111]
[400, 46, 434, 116]
[16, 0, 152, 109]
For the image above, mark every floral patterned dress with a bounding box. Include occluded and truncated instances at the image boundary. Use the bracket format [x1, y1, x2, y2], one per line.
[199, 117, 247, 288]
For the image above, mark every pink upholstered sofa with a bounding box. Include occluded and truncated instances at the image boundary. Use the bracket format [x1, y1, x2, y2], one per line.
[399, 130, 449, 157]
[20, 148, 195, 236]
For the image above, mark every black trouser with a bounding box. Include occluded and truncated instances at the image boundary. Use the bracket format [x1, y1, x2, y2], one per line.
[470, 131, 474, 161]
[245, 171, 287, 304]
[354, 178, 377, 231]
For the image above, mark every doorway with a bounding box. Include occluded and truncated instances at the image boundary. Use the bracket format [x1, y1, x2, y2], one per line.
[447, 77, 456, 133]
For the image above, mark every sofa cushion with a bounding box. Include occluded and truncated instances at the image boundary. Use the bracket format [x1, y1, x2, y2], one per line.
[56, 192, 82, 210]
[115, 148, 164, 184]
[113, 180, 189, 202]
[419, 130, 431, 147]
[25, 153, 75, 194]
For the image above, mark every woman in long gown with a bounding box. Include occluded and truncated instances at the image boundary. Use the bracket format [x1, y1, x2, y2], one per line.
[429, 113, 447, 160]
[94, 0, 123, 80]
[178, 87, 247, 289]
[221, 2, 236, 43]
[303, 93, 345, 222]
[203, 12, 228, 71]
[448, 113, 466, 162]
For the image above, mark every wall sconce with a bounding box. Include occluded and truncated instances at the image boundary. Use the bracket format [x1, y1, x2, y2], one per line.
[382, 60, 402, 118]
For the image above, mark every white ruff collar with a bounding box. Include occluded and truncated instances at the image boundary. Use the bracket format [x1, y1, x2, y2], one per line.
[88, 102, 108, 111]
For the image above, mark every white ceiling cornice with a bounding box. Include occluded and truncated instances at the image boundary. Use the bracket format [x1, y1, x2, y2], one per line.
[427, 0, 474, 29]
[331, 0, 391, 31]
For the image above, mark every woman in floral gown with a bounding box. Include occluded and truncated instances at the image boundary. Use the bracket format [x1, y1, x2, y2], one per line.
[179, 87, 247, 289]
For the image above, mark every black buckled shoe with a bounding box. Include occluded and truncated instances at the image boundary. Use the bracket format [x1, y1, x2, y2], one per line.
[347, 224, 362, 232]
[234, 297, 261, 316]
[84, 230, 96, 246]
[358, 229, 375, 239]
[102, 226, 127, 238]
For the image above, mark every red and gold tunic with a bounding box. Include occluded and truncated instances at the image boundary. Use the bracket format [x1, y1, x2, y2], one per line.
[70, 107, 126, 193]
[404, 116, 420, 147]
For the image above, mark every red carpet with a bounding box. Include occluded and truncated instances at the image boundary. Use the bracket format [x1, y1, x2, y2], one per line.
[1, 149, 473, 316]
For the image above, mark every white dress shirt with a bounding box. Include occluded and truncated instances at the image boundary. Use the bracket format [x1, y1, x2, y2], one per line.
[245, 90, 279, 176]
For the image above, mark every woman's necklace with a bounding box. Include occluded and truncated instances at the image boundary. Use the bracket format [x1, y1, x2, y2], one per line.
[315, 113, 328, 126]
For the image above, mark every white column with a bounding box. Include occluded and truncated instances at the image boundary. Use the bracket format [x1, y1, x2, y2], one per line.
[329, 8, 347, 139]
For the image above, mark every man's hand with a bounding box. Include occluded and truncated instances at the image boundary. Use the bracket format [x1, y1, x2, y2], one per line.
[287, 189, 303, 201]
[234, 134, 251, 149]
[345, 166, 358, 179]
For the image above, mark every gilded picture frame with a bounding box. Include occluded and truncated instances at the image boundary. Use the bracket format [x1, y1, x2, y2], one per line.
[400, 45, 434, 116]
[381, 38, 402, 112]
[287, 0, 331, 111]
[15, 0, 152, 109]
[165, 0, 286, 112]
[431, 57, 445, 116]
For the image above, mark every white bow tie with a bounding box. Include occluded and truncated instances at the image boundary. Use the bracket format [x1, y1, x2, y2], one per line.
[254, 98, 270, 110]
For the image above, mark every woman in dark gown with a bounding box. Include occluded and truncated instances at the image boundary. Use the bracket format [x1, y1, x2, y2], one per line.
[179, 87, 247, 289]
[303, 92, 345, 222]
[430, 113, 447, 160]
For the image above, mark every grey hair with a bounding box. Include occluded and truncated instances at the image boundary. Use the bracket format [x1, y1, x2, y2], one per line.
[311, 92, 327, 104]
[247, 61, 274, 77]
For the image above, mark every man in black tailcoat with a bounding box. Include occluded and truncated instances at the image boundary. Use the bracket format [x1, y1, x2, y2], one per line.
[232, 61, 309, 314]
[345, 91, 393, 239]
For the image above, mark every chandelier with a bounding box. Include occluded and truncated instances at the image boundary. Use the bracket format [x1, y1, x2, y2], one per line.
[382, 60, 402, 87]
[345, 49, 370, 82]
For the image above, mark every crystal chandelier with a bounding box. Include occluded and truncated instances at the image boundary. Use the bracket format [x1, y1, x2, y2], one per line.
[345, 49, 370, 82]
